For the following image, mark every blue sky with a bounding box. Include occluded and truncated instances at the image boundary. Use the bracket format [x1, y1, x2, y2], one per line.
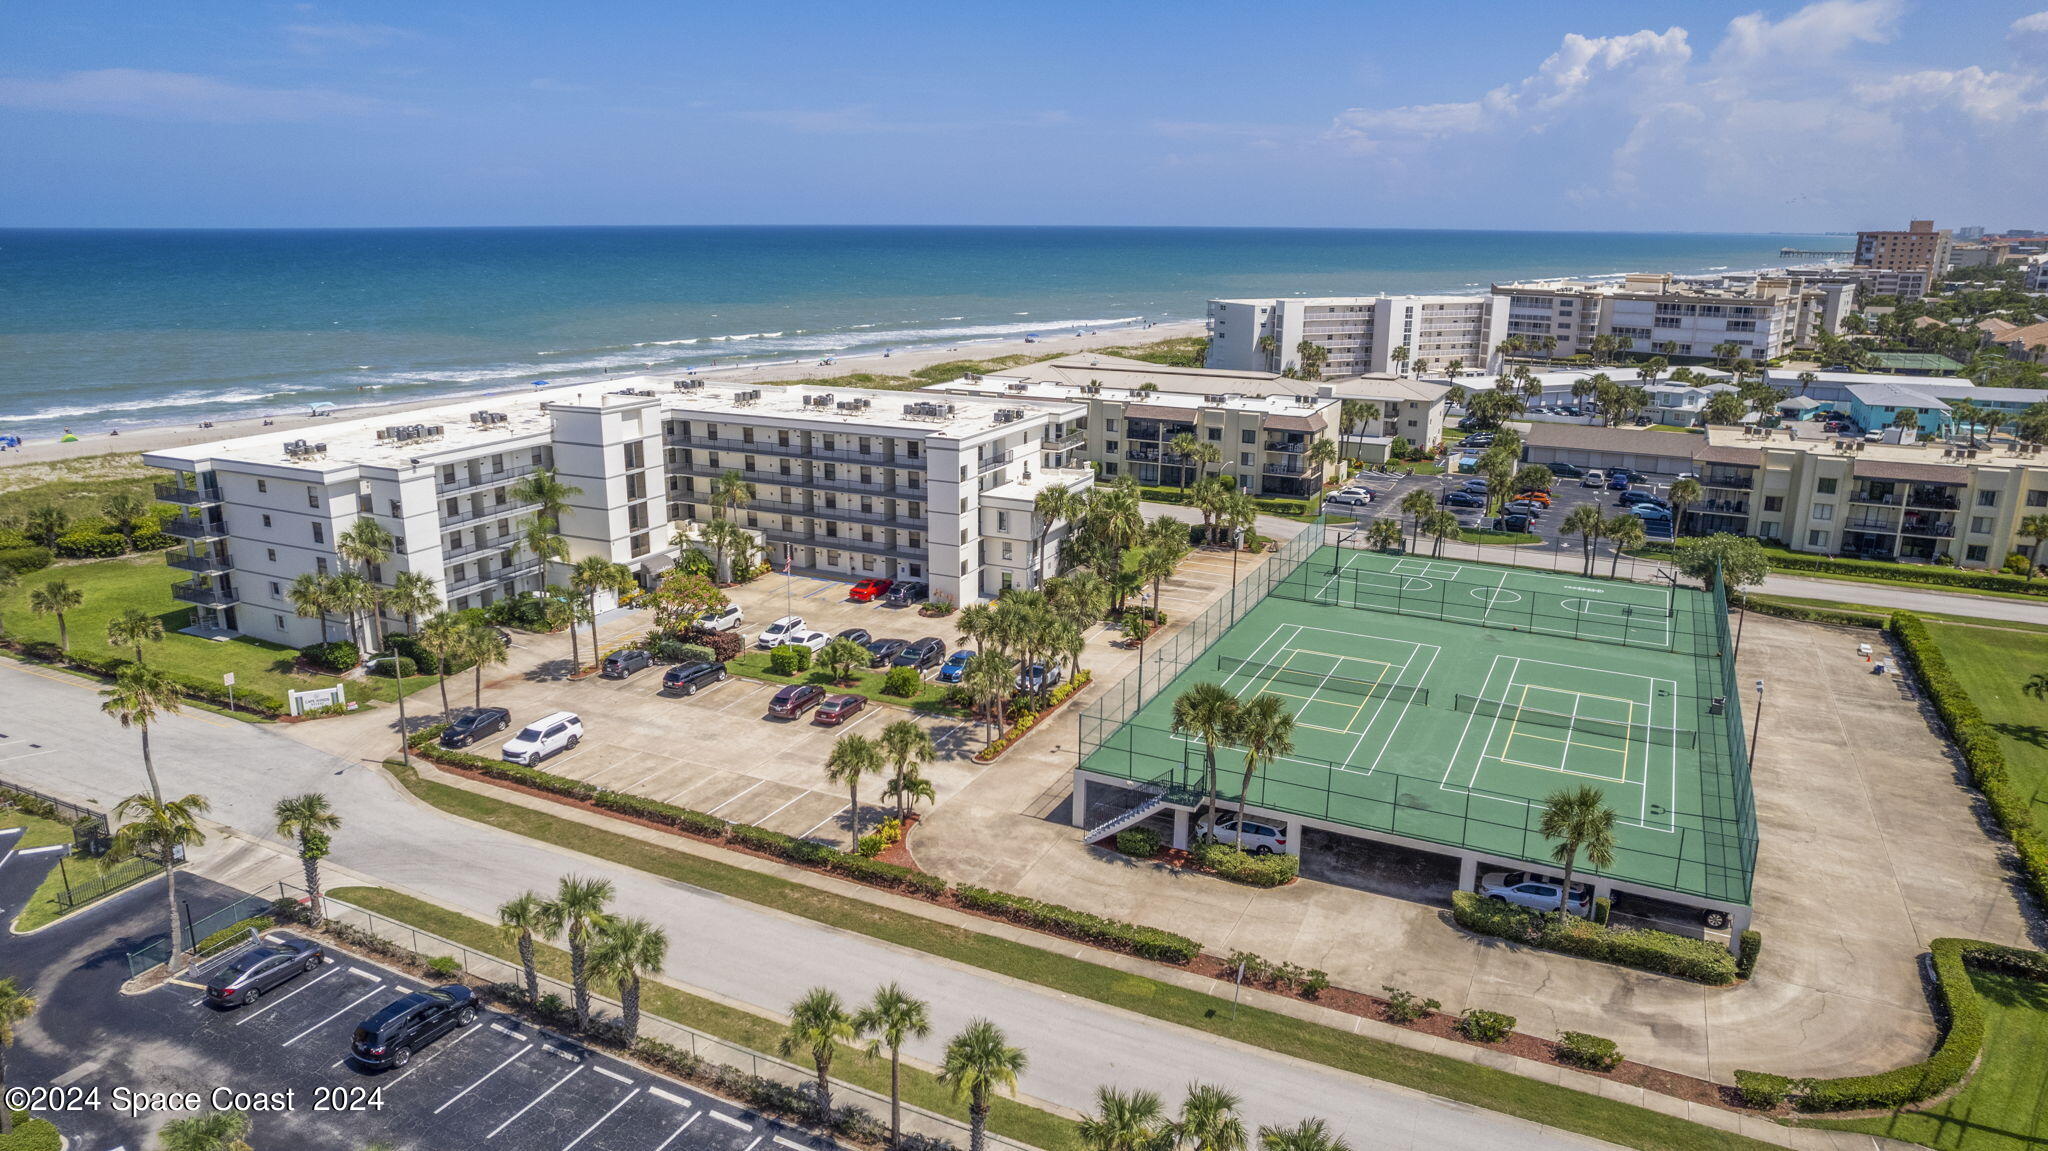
[2, 0, 2043, 230]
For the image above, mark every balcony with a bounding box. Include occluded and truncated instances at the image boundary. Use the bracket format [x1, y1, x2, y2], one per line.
[674, 434, 926, 470]
[436, 460, 539, 495]
[1048, 429, 1086, 451]
[761, 527, 922, 559]
[1848, 490, 1902, 507]
[154, 481, 222, 506]
[166, 549, 232, 574]
[164, 516, 227, 542]
[445, 558, 542, 597]
[1701, 473, 1754, 490]
[1845, 519, 1900, 534]
[753, 500, 914, 527]
[443, 536, 513, 562]
[1907, 489, 1961, 510]
[1900, 520, 1956, 538]
[443, 498, 540, 527]
[975, 449, 1013, 474]
[1264, 442, 1307, 455]
[1263, 462, 1310, 476]
[171, 581, 238, 608]
[1125, 448, 1164, 462]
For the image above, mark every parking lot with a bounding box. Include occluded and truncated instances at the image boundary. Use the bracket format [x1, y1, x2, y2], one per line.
[1322, 456, 1680, 562]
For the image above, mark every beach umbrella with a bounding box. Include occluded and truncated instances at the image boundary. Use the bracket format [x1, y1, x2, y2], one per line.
[59, 433, 79, 442]
[532, 380, 550, 387]
[308, 401, 336, 412]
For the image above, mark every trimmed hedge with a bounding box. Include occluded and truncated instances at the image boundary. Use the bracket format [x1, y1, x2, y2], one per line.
[1136, 485, 1311, 518]
[1742, 596, 1886, 629]
[1190, 842, 1298, 887]
[1450, 891, 1738, 985]
[1558, 1031, 1622, 1072]
[1773, 552, 2048, 596]
[1736, 930, 1763, 980]
[1456, 1009, 1516, 1044]
[53, 531, 127, 558]
[1734, 1070, 1796, 1109]
[301, 640, 360, 673]
[726, 822, 947, 897]
[1115, 827, 1162, 858]
[954, 886, 1201, 964]
[196, 914, 276, 955]
[1891, 612, 2048, 910]
[0, 546, 53, 575]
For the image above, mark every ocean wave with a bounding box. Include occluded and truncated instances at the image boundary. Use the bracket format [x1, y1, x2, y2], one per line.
[633, 338, 700, 347]
[0, 388, 280, 423]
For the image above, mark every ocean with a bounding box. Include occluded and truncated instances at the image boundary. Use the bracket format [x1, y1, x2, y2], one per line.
[0, 226, 1841, 438]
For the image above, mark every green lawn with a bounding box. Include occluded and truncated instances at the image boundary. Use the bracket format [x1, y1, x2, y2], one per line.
[1923, 623, 2048, 831]
[1810, 969, 2048, 1150]
[728, 651, 966, 716]
[1744, 594, 2048, 635]
[0, 555, 440, 707]
[0, 809, 76, 850]
[376, 759, 1782, 1151]
[1623, 542, 2048, 603]
[0, 451, 155, 524]
[1456, 528, 1541, 545]
[13, 852, 163, 931]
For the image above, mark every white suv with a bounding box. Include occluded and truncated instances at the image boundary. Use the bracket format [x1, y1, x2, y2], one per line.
[1197, 815, 1288, 855]
[755, 615, 807, 649]
[500, 711, 583, 766]
[697, 605, 744, 633]
[1478, 870, 1591, 917]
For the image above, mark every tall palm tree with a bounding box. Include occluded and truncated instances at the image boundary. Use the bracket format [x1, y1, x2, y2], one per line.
[825, 733, 885, 839]
[510, 466, 582, 530]
[336, 518, 396, 648]
[2016, 514, 2048, 582]
[101, 662, 182, 802]
[1048, 570, 1111, 632]
[1603, 515, 1647, 578]
[1537, 785, 1617, 923]
[778, 987, 857, 1126]
[939, 1019, 1027, 1151]
[518, 517, 571, 573]
[1338, 400, 1380, 438]
[544, 874, 615, 1030]
[1031, 484, 1088, 579]
[0, 977, 35, 1136]
[1225, 695, 1294, 846]
[28, 580, 83, 652]
[460, 621, 509, 710]
[113, 791, 210, 969]
[273, 793, 341, 926]
[1256, 1118, 1350, 1151]
[1304, 439, 1339, 488]
[288, 572, 339, 644]
[1420, 510, 1460, 557]
[1171, 684, 1239, 836]
[590, 916, 669, 1046]
[1216, 490, 1259, 554]
[1562, 504, 1606, 577]
[1169, 433, 1204, 490]
[697, 517, 756, 583]
[498, 891, 551, 1006]
[328, 571, 375, 651]
[712, 469, 758, 521]
[387, 570, 442, 634]
[1398, 489, 1437, 551]
[855, 983, 932, 1148]
[962, 652, 1014, 739]
[569, 556, 634, 670]
[1666, 478, 1703, 537]
[157, 1109, 254, 1151]
[882, 764, 935, 818]
[1080, 1087, 1169, 1151]
[1172, 1084, 1247, 1151]
[418, 613, 465, 716]
[878, 720, 937, 821]
[105, 607, 164, 664]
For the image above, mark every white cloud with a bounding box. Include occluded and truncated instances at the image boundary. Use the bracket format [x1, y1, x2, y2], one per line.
[1857, 67, 2048, 121]
[1712, 0, 1901, 66]
[0, 69, 388, 122]
[2011, 10, 2048, 36]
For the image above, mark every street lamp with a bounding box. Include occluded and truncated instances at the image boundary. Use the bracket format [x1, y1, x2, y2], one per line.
[1747, 679, 1764, 766]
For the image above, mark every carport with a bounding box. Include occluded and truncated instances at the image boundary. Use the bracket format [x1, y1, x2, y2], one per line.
[1516, 422, 1703, 478]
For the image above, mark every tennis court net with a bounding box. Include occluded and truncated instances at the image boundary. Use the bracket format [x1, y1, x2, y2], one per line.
[1217, 655, 1430, 704]
[1452, 693, 1698, 748]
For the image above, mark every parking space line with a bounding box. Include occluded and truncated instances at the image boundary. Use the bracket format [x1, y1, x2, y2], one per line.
[235, 968, 336, 1025]
[14, 844, 67, 856]
[561, 1087, 640, 1151]
[797, 806, 847, 840]
[648, 1086, 692, 1107]
[755, 793, 808, 826]
[384, 1018, 482, 1086]
[775, 1137, 811, 1150]
[742, 1136, 763, 1151]
[653, 1113, 702, 1151]
[704, 779, 766, 815]
[486, 1064, 583, 1139]
[591, 1064, 633, 1085]
[281, 986, 385, 1047]
[434, 1042, 532, 1113]
[346, 966, 382, 981]
[709, 1111, 752, 1131]
[491, 1022, 526, 1038]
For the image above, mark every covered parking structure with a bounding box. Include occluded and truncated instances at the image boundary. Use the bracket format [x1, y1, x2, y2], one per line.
[1516, 423, 1705, 478]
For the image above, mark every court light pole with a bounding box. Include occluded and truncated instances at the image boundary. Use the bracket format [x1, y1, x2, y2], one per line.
[1732, 589, 1749, 662]
[1747, 679, 1764, 766]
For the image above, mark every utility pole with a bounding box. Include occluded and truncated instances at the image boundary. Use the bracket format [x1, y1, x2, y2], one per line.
[1748, 679, 1765, 767]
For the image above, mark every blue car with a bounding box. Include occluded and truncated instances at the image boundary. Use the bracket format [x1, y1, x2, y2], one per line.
[937, 649, 975, 684]
[1606, 475, 1633, 491]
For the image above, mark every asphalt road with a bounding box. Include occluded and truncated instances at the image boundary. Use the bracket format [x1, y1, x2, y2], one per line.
[0, 661, 1619, 1151]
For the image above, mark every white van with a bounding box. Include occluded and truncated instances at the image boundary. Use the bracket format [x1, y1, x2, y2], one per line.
[500, 711, 582, 766]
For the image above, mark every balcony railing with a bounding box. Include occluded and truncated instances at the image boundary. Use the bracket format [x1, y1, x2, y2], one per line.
[171, 581, 238, 607]
[1264, 442, 1307, 454]
[154, 482, 222, 505]
[436, 461, 539, 495]
[1702, 474, 1754, 490]
[1900, 521, 1956, 538]
[166, 550, 232, 574]
[443, 498, 540, 527]
[751, 500, 914, 527]
[1907, 491, 1961, 510]
[672, 434, 926, 470]
[1263, 462, 1310, 476]
[975, 449, 1013, 474]
[1845, 519, 1900, 534]
[1048, 430, 1087, 450]
[1848, 491, 1902, 506]
[443, 538, 514, 562]
[164, 516, 227, 541]
[761, 527, 922, 559]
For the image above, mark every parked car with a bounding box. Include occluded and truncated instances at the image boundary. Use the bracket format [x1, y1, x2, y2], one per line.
[936, 649, 975, 684]
[864, 637, 911, 667]
[884, 581, 928, 607]
[1514, 491, 1552, 505]
[1494, 513, 1534, 532]
[439, 707, 511, 749]
[350, 986, 479, 1070]
[1016, 662, 1063, 694]
[1503, 500, 1545, 517]
[893, 637, 947, 672]
[1629, 506, 1673, 524]
[814, 694, 866, 725]
[696, 605, 744, 633]
[600, 649, 652, 679]
[782, 629, 831, 652]
[1478, 870, 1591, 917]
[1460, 477, 1489, 491]
[205, 940, 325, 1006]
[661, 661, 728, 696]
[1444, 491, 1486, 509]
[1549, 462, 1586, 477]
[768, 683, 826, 719]
[1324, 490, 1371, 508]
[1617, 490, 1668, 508]
[836, 627, 873, 647]
[500, 711, 581, 766]
[1197, 815, 1288, 855]
[1580, 471, 1607, 488]
[1606, 475, 1634, 491]
[848, 578, 894, 603]
[755, 615, 808, 648]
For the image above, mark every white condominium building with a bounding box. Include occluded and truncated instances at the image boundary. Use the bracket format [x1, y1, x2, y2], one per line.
[1206, 295, 1494, 376]
[148, 379, 1090, 647]
[1487, 273, 1812, 363]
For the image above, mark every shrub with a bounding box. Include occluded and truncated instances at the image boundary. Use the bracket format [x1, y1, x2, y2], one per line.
[1456, 1009, 1516, 1044]
[1450, 891, 1738, 985]
[535, 992, 566, 1018]
[2003, 552, 2034, 576]
[1742, 596, 1886, 628]
[1733, 1070, 1796, 1109]
[1381, 985, 1440, 1024]
[1592, 897, 1612, 926]
[1737, 930, 1763, 979]
[1115, 827, 1162, 858]
[383, 632, 441, 674]
[426, 955, 462, 979]
[768, 644, 811, 676]
[0, 546, 53, 575]
[300, 640, 360, 673]
[1191, 842, 1298, 887]
[953, 885, 1200, 963]
[129, 530, 180, 552]
[881, 666, 922, 697]
[53, 531, 127, 558]
[678, 626, 745, 663]
[195, 915, 275, 955]
[854, 833, 888, 858]
[0, 1116, 61, 1151]
[648, 638, 715, 665]
[1557, 1031, 1622, 1071]
[1770, 552, 2048, 595]
[1301, 969, 1330, 998]
[367, 655, 419, 678]
[1226, 950, 1270, 983]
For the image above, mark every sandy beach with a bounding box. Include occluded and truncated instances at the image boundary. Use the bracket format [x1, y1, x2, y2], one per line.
[0, 319, 1205, 471]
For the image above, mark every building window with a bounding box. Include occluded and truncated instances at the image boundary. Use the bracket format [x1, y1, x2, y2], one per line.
[1807, 530, 1829, 548]
[315, 557, 328, 575]
[1207, 427, 1221, 441]
[1001, 541, 1013, 560]
[1816, 478, 1838, 494]
[1811, 505, 1833, 522]
[261, 514, 273, 528]
[1763, 496, 1783, 512]
[1240, 452, 1254, 467]
[630, 532, 650, 558]
[1106, 441, 1119, 452]
[312, 522, 325, 543]
[269, 580, 281, 598]
[996, 511, 1009, 533]
[1103, 419, 1118, 432]
[307, 486, 319, 508]
[1241, 429, 1255, 444]
[1977, 490, 1999, 507]
[1971, 516, 1993, 535]
[2027, 490, 2048, 507]
[1104, 463, 1118, 476]
[1966, 545, 1989, 562]
[256, 479, 267, 493]
[266, 548, 277, 562]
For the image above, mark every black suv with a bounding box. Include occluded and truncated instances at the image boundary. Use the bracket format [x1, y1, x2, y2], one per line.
[601, 649, 653, 679]
[351, 986, 479, 1070]
[885, 581, 928, 607]
[892, 636, 947, 672]
[662, 661, 728, 696]
[439, 707, 511, 749]
[864, 637, 910, 667]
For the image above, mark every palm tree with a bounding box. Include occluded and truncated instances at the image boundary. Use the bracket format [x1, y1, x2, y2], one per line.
[1031, 483, 1088, 580]
[1420, 510, 1460, 557]
[825, 733, 885, 839]
[106, 607, 164, 664]
[698, 517, 755, 583]
[1254, 334, 1278, 368]
[1225, 695, 1294, 846]
[569, 556, 634, 670]
[1172, 1084, 1247, 1151]
[544, 874, 615, 1030]
[518, 517, 571, 573]
[1079, 1087, 1169, 1151]
[878, 720, 937, 821]
[273, 793, 341, 926]
[962, 652, 1013, 740]
[288, 572, 339, 644]
[1537, 785, 1617, 922]
[1391, 344, 1411, 375]
[1217, 490, 1259, 555]
[0, 977, 36, 1136]
[855, 983, 932, 1148]
[101, 662, 182, 802]
[1603, 515, 1647, 578]
[1665, 478, 1702, 536]
[711, 469, 757, 520]
[498, 891, 551, 1005]
[2016, 514, 2048, 582]
[387, 570, 442, 634]
[590, 916, 668, 1046]
[113, 791, 209, 969]
[1169, 432, 1203, 489]
[1339, 400, 1381, 439]
[1398, 489, 1436, 551]
[1305, 438, 1339, 487]
[328, 571, 375, 651]
[1795, 370, 1818, 397]
[818, 636, 870, 685]
[1048, 570, 1111, 631]
[1256, 1118, 1350, 1151]
[336, 518, 395, 648]
[1172, 684, 1239, 835]
[23, 505, 68, 548]
[939, 1019, 1027, 1151]
[460, 621, 509, 710]
[1562, 504, 1606, 577]
[778, 987, 857, 1126]
[157, 1109, 254, 1151]
[881, 765, 936, 820]
[28, 580, 83, 652]
[418, 613, 465, 716]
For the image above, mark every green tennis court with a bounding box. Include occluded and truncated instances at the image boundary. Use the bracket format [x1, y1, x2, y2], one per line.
[1078, 543, 1755, 904]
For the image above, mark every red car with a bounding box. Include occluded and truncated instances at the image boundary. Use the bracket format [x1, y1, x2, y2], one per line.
[814, 694, 866, 725]
[768, 683, 826, 719]
[848, 578, 894, 602]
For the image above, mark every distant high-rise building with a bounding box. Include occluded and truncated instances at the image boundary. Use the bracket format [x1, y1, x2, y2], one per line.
[1855, 219, 1954, 272]
[1955, 226, 1985, 240]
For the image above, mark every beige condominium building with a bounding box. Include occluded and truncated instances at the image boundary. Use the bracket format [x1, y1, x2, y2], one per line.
[1856, 219, 1955, 273]
[1486, 272, 1820, 363]
[1206, 294, 1494, 377]
[148, 379, 1091, 646]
